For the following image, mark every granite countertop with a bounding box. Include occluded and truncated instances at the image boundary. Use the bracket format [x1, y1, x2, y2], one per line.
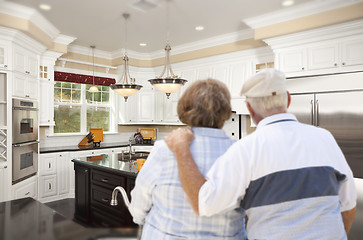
[0, 197, 138, 240]
[40, 141, 154, 154]
[72, 153, 139, 176]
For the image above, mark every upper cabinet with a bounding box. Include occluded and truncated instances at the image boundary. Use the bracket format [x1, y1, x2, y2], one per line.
[267, 20, 363, 77]
[13, 45, 39, 78]
[0, 41, 10, 70]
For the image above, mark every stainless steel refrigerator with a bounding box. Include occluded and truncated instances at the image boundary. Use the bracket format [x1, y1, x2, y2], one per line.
[287, 72, 363, 239]
[289, 89, 363, 178]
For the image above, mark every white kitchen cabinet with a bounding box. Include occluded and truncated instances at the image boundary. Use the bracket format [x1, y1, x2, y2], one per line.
[38, 152, 71, 202]
[13, 45, 38, 77]
[0, 164, 9, 202]
[12, 175, 38, 200]
[0, 42, 10, 70]
[137, 87, 156, 122]
[39, 79, 54, 126]
[274, 33, 363, 76]
[161, 90, 180, 123]
[12, 72, 38, 100]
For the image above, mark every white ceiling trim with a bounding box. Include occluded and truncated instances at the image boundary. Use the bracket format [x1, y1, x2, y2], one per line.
[53, 34, 77, 45]
[243, 0, 361, 29]
[0, 1, 60, 40]
[67, 45, 114, 60]
[264, 19, 363, 49]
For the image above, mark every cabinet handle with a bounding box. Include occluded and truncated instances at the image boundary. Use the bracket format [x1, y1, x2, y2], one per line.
[101, 178, 109, 183]
[334, 63, 338, 67]
[302, 67, 305, 70]
[84, 169, 88, 173]
[25, 191, 30, 195]
[4, 166, 7, 169]
[4, 65, 7, 68]
[342, 62, 346, 66]
[25, 95, 29, 98]
[48, 183, 51, 189]
[59, 154, 62, 157]
[101, 198, 109, 203]
[48, 163, 51, 168]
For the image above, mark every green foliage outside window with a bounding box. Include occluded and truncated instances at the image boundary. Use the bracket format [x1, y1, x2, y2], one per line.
[54, 81, 111, 134]
[54, 105, 81, 133]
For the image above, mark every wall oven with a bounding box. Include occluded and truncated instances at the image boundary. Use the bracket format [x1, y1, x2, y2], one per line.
[12, 98, 39, 183]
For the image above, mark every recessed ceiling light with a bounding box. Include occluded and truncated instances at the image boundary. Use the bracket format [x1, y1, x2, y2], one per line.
[139, 43, 147, 47]
[282, 0, 294, 7]
[39, 3, 51, 11]
[195, 26, 204, 31]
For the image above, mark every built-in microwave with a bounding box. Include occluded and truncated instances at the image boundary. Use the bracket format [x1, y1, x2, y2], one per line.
[12, 98, 38, 144]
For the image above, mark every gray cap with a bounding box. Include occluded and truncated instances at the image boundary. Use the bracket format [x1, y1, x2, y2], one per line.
[241, 68, 287, 97]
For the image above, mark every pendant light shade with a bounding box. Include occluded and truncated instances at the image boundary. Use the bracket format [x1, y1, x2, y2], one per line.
[110, 13, 142, 102]
[149, 1, 187, 98]
[89, 46, 99, 93]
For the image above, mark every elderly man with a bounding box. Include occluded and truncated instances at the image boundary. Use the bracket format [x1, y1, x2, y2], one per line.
[165, 69, 357, 240]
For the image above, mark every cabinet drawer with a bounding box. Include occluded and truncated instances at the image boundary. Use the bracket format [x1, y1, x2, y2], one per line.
[91, 207, 130, 228]
[39, 175, 57, 198]
[91, 184, 128, 214]
[13, 177, 37, 200]
[91, 170, 125, 188]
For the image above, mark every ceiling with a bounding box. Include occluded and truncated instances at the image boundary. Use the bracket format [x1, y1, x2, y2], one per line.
[7, 0, 315, 53]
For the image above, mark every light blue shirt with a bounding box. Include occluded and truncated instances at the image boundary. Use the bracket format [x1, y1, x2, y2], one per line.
[129, 127, 246, 240]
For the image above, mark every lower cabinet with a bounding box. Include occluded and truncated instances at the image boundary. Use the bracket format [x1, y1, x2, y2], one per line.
[73, 161, 137, 228]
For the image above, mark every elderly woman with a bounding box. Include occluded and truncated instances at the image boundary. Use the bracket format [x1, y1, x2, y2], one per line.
[129, 79, 246, 239]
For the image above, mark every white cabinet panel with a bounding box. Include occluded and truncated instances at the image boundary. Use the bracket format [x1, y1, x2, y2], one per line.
[342, 37, 363, 67]
[278, 48, 307, 73]
[12, 176, 38, 200]
[137, 88, 155, 122]
[12, 72, 38, 99]
[13, 45, 38, 77]
[57, 153, 69, 195]
[0, 165, 9, 202]
[308, 43, 339, 70]
[229, 62, 247, 97]
[39, 79, 54, 126]
[0, 42, 10, 70]
[196, 67, 212, 80]
[39, 154, 57, 175]
[39, 175, 57, 198]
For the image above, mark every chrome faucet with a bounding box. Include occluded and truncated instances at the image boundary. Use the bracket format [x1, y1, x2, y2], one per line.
[110, 186, 130, 207]
[110, 186, 143, 240]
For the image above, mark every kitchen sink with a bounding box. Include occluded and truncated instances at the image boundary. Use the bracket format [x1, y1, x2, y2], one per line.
[118, 151, 150, 162]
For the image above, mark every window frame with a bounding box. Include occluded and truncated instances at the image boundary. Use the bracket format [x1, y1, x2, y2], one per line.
[53, 81, 117, 135]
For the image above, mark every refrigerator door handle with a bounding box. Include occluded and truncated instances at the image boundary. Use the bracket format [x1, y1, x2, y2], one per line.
[310, 99, 314, 125]
[316, 100, 319, 126]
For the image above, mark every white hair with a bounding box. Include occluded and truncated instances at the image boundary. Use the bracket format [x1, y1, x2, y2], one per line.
[246, 92, 288, 118]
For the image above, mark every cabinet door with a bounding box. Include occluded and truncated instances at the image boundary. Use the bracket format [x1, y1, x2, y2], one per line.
[39, 175, 57, 198]
[74, 164, 90, 224]
[137, 88, 155, 122]
[308, 42, 339, 70]
[57, 153, 70, 195]
[12, 176, 38, 200]
[12, 73, 38, 99]
[27, 53, 38, 78]
[0, 43, 9, 69]
[162, 91, 180, 123]
[39, 79, 54, 126]
[341, 37, 363, 67]
[13, 46, 27, 74]
[0, 165, 9, 202]
[39, 154, 57, 175]
[278, 48, 307, 73]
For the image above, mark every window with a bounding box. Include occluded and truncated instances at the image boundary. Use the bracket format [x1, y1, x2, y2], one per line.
[54, 81, 113, 134]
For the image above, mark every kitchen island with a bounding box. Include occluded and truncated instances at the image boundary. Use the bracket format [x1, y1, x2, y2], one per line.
[72, 153, 142, 228]
[0, 197, 138, 240]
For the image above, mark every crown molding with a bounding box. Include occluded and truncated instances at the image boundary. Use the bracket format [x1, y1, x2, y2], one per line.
[264, 19, 363, 49]
[41, 51, 64, 63]
[67, 44, 113, 59]
[243, 0, 361, 29]
[0, 1, 60, 39]
[54, 34, 77, 45]
[111, 48, 153, 61]
[0, 26, 46, 53]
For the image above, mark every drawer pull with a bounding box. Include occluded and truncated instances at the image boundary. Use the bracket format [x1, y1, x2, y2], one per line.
[101, 178, 109, 183]
[48, 163, 51, 168]
[84, 169, 88, 173]
[48, 183, 51, 189]
[25, 191, 30, 195]
[101, 198, 109, 203]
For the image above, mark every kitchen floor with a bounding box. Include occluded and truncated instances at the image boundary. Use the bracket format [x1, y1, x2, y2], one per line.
[45, 198, 76, 221]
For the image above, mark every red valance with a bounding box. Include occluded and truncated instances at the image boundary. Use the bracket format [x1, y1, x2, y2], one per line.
[54, 71, 116, 86]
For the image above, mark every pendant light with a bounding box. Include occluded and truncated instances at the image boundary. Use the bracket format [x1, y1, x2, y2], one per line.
[110, 13, 142, 102]
[148, 0, 187, 99]
[89, 46, 99, 92]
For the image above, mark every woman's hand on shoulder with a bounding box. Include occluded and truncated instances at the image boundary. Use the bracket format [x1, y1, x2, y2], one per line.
[164, 127, 194, 154]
